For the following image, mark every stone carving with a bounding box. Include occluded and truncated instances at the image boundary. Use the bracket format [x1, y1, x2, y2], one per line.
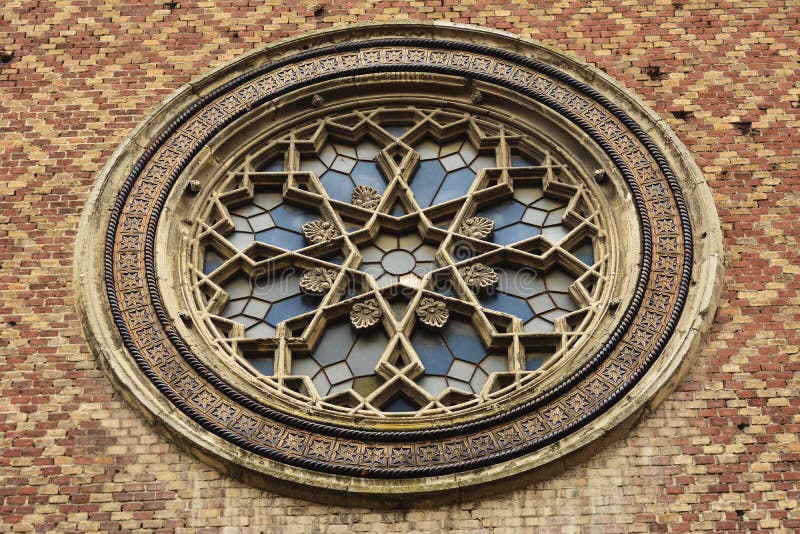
[302, 219, 339, 243]
[459, 263, 499, 291]
[310, 94, 325, 108]
[187, 179, 202, 193]
[87, 31, 712, 493]
[299, 268, 338, 296]
[458, 216, 494, 239]
[349, 299, 382, 330]
[415, 297, 449, 329]
[593, 168, 608, 183]
[351, 185, 381, 209]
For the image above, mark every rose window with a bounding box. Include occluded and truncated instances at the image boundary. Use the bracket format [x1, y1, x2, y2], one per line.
[191, 107, 607, 416]
[79, 26, 721, 500]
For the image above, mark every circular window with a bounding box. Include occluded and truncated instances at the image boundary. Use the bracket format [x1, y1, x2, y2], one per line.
[76, 24, 722, 502]
[183, 103, 621, 423]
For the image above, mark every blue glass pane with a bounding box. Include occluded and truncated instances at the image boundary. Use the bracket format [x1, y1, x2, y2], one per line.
[222, 298, 247, 316]
[480, 292, 534, 322]
[525, 350, 550, 371]
[391, 203, 407, 217]
[264, 294, 317, 325]
[389, 300, 407, 320]
[572, 240, 595, 265]
[252, 192, 283, 211]
[432, 278, 455, 297]
[351, 161, 387, 192]
[313, 322, 355, 365]
[231, 203, 262, 218]
[347, 331, 387, 376]
[409, 160, 445, 207]
[450, 242, 476, 262]
[542, 225, 570, 243]
[525, 356, 545, 371]
[432, 168, 474, 205]
[203, 250, 224, 275]
[383, 393, 418, 412]
[340, 283, 365, 301]
[417, 376, 448, 397]
[511, 154, 538, 167]
[551, 292, 578, 311]
[258, 158, 284, 172]
[498, 269, 542, 297]
[324, 362, 353, 386]
[312, 373, 331, 396]
[493, 223, 540, 245]
[443, 319, 486, 364]
[448, 359, 475, 381]
[248, 357, 274, 375]
[411, 330, 453, 375]
[383, 125, 411, 138]
[269, 204, 316, 230]
[448, 378, 472, 392]
[256, 227, 306, 250]
[319, 170, 354, 202]
[479, 199, 526, 226]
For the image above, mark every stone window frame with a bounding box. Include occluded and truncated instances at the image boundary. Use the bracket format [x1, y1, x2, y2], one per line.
[182, 103, 615, 421]
[75, 23, 722, 504]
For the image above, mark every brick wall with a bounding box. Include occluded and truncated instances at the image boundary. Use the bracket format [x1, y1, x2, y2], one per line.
[1, 1, 798, 532]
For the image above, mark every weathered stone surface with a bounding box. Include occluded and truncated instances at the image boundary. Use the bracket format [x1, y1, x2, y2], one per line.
[350, 299, 383, 330]
[1, 4, 796, 532]
[415, 297, 450, 329]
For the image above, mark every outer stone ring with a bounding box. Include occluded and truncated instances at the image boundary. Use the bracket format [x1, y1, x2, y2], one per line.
[75, 23, 722, 503]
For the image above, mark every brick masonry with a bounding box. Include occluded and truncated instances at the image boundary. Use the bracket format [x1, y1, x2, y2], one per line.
[0, 1, 798, 532]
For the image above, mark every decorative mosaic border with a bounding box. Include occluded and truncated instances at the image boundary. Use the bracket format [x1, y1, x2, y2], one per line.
[105, 38, 691, 477]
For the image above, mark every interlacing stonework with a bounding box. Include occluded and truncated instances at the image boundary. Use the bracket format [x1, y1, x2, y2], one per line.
[193, 107, 605, 411]
[100, 37, 696, 481]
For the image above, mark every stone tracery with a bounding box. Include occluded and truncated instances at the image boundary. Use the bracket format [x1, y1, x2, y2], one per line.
[75, 29, 720, 495]
[191, 106, 607, 415]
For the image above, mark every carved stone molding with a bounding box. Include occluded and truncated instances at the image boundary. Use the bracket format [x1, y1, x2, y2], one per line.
[458, 216, 495, 240]
[75, 23, 722, 503]
[302, 220, 339, 243]
[350, 299, 383, 330]
[351, 185, 382, 209]
[299, 268, 338, 296]
[458, 263, 499, 292]
[415, 297, 449, 329]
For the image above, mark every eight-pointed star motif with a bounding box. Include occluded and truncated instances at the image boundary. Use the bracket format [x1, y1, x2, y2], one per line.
[198, 115, 602, 412]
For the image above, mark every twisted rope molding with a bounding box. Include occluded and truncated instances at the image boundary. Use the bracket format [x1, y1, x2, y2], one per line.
[102, 37, 693, 479]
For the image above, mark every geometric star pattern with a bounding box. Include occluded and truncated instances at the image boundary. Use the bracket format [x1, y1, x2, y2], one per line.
[192, 106, 607, 415]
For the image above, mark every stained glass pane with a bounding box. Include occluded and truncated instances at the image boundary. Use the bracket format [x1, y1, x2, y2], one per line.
[197, 108, 603, 414]
[203, 250, 225, 275]
[410, 160, 445, 207]
[383, 394, 418, 413]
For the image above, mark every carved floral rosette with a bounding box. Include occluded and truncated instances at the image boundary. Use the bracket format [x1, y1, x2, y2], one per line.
[302, 219, 339, 243]
[351, 185, 382, 209]
[415, 297, 450, 329]
[459, 263, 499, 291]
[299, 268, 338, 296]
[75, 24, 721, 502]
[350, 299, 383, 330]
[458, 216, 495, 239]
